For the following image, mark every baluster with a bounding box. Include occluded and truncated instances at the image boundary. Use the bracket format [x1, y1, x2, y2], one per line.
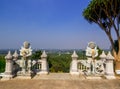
[81, 64, 83, 70]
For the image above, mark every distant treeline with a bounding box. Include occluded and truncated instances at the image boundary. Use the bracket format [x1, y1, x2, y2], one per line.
[0, 49, 83, 54]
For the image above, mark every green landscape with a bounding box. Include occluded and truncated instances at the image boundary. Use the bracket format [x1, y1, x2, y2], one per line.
[0, 55, 5, 72]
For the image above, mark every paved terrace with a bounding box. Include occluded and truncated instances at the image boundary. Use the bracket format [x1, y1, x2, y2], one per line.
[1, 73, 120, 89]
[13, 73, 85, 80]
[33, 73, 85, 80]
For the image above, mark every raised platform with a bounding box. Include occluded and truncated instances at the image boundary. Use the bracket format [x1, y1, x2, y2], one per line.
[85, 76, 103, 79]
[1, 73, 119, 81]
[105, 75, 116, 79]
[29, 73, 85, 80]
[16, 72, 33, 79]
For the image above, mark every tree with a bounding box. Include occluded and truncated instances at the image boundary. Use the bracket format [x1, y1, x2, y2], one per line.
[83, 0, 120, 61]
[31, 50, 42, 59]
[0, 55, 5, 73]
[48, 53, 71, 73]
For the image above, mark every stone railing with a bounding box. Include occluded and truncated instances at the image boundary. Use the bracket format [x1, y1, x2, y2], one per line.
[0, 49, 116, 80]
[77, 60, 105, 75]
[70, 51, 116, 79]
[32, 51, 49, 74]
[0, 50, 49, 80]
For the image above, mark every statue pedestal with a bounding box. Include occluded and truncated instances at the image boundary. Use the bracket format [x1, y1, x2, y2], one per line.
[17, 72, 32, 79]
[1, 74, 14, 81]
[17, 58, 33, 79]
[70, 71, 79, 75]
[105, 75, 116, 79]
[37, 71, 48, 75]
[86, 75, 102, 80]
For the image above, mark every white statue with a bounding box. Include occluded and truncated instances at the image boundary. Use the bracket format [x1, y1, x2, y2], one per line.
[86, 42, 98, 58]
[19, 41, 32, 74]
[85, 42, 98, 74]
[20, 41, 32, 58]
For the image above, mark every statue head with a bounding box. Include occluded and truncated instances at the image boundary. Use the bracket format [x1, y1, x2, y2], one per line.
[88, 42, 96, 49]
[23, 41, 30, 49]
[86, 42, 98, 57]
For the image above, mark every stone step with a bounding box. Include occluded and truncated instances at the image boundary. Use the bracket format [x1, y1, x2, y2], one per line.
[33, 73, 85, 80]
[9, 73, 109, 80]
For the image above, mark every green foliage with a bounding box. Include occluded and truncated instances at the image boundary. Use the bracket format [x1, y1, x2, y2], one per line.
[77, 51, 87, 60]
[31, 50, 42, 59]
[96, 47, 103, 60]
[31, 50, 72, 73]
[83, 0, 120, 25]
[0, 55, 5, 73]
[48, 53, 71, 73]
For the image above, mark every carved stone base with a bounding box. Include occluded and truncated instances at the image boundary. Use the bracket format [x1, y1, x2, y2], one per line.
[1, 74, 14, 81]
[16, 73, 32, 79]
[86, 76, 102, 79]
[105, 75, 116, 79]
[70, 71, 79, 75]
[85, 74, 103, 79]
[37, 71, 48, 75]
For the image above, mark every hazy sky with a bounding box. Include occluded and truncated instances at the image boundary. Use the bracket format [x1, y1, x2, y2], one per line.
[0, 0, 115, 49]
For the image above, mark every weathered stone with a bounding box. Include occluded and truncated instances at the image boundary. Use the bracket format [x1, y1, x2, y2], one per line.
[70, 51, 79, 75]
[20, 41, 32, 57]
[5, 51, 12, 60]
[105, 51, 115, 79]
[100, 51, 106, 59]
[4, 51, 13, 79]
[71, 51, 78, 58]
[20, 41, 32, 72]
[13, 50, 19, 60]
[37, 51, 49, 75]
[86, 42, 98, 58]
[106, 51, 114, 60]
[41, 50, 47, 58]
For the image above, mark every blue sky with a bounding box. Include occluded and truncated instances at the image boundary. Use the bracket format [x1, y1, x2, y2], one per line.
[0, 0, 112, 49]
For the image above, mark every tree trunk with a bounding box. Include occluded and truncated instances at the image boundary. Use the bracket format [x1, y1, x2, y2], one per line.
[117, 38, 120, 61]
[114, 38, 120, 74]
[113, 49, 118, 60]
